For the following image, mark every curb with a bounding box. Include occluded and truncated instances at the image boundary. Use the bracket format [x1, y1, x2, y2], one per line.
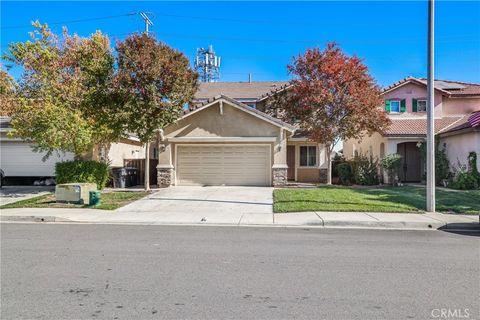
[2, 215, 479, 231]
[1, 216, 72, 223]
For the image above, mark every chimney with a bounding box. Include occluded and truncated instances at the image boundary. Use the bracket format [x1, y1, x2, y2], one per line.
[248, 73, 252, 83]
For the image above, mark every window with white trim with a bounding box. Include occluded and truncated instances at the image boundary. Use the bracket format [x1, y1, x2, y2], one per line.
[390, 100, 400, 113]
[417, 100, 427, 112]
[299, 146, 317, 167]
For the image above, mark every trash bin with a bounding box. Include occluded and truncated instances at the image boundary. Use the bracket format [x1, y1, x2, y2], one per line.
[89, 190, 101, 206]
[112, 167, 127, 188]
[125, 167, 138, 187]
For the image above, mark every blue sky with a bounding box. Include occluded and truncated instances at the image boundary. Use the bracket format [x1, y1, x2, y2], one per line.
[1, 1, 479, 87]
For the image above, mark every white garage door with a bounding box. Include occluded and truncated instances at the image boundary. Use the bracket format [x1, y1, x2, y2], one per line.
[177, 145, 271, 186]
[0, 141, 74, 177]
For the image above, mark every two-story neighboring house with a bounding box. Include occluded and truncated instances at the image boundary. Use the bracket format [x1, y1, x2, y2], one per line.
[343, 77, 480, 183]
[155, 81, 331, 187]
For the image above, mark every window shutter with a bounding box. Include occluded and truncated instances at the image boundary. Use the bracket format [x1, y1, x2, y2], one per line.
[400, 99, 406, 112]
[412, 99, 418, 112]
[385, 100, 391, 113]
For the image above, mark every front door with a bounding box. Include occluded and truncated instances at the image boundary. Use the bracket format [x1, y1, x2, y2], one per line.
[287, 145, 295, 180]
[397, 142, 422, 182]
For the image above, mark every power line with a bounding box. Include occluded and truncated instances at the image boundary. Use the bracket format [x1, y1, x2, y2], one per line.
[150, 31, 480, 45]
[149, 11, 480, 28]
[1, 13, 136, 30]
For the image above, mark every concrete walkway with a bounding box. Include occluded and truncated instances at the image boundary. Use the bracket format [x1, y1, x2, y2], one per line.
[0, 186, 54, 205]
[1, 207, 478, 230]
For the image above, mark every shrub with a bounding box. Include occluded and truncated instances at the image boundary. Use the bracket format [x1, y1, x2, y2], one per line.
[450, 167, 479, 190]
[56, 160, 110, 190]
[336, 162, 353, 185]
[381, 154, 402, 186]
[468, 151, 480, 180]
[450, 152, 480, 190]
[351, 154, 379, 186]
[418, 138, 451, 185]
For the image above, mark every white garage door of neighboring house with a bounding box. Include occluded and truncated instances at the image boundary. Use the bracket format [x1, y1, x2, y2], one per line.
[0, 141, 74, 177]
[176, 145, 271, 186]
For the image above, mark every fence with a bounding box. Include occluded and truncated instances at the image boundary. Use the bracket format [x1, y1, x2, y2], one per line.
[123, 159, 159, 186]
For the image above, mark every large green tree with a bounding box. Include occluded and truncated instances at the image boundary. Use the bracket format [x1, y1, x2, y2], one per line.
[113, 34, 198, 190]
[0, 70, 18, 116]
[3, 22, 120, 158]
[266, 43, 390, 184]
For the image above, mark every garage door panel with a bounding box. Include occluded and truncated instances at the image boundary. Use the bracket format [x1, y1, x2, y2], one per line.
[177, 145, 270, 186]
[0, 141, 74, 177]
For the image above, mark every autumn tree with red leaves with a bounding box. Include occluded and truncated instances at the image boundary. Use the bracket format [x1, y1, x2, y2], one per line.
[267, 43, 390, 184]
[114, 34, 198, 190]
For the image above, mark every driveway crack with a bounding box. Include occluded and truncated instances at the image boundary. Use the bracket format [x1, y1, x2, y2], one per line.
[313, 211, 324, 227]
[237, 213, 245, 226]
[363, 212, 380, 221]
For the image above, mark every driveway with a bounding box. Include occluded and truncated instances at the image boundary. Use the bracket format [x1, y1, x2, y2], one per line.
[117, 186, 273, 224]
[0, 186, 54, 206]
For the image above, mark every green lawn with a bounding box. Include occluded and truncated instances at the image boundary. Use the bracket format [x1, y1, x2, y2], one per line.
[0, 191, 150, 211]
[273, 186, 480, 214]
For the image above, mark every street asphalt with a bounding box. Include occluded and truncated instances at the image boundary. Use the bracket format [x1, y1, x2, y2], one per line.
[1, 224, 479, 320]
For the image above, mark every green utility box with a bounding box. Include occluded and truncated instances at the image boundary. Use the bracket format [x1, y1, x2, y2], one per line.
[89, 190, 101, 206]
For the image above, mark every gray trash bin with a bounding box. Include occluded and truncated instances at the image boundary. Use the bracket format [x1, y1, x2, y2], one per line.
[112, 168, 127, 188]
[124, 167, 138, 187]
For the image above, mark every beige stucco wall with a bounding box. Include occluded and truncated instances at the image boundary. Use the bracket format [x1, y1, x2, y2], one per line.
[441, 130, 480, 170]
[343, 132, 388, 160]
[165, 101, 281, 138]
[442, 97, 480, 115]
[91, 139, 146, 167]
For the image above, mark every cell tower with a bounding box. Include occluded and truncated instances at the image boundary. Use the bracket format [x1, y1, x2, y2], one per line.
[194, 45, 221, 82]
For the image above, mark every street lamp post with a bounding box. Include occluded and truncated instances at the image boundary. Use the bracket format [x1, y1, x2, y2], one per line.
[426, 0, 435, 212]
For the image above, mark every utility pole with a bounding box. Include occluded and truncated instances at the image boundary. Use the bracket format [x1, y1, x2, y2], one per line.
[139, 12, 153, 35]
[426, 0, 435, 212]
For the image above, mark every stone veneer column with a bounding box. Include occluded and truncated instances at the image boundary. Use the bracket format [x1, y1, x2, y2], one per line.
[157, 165, 174, 188]
[272, 165, 288, 187]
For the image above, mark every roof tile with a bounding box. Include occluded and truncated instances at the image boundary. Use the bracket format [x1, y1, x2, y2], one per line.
[195, 81, 289, 100]
[385, 116, 464, 136]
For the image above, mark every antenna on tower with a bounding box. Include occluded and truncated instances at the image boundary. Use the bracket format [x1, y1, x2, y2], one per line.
[139, 12, 154, 35]
[194, 45, 221, 82]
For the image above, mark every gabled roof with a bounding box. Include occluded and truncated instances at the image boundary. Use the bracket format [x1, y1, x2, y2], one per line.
[439, 111, 480, 135]
[183, 95, 296, 132]
[382, 76, 480, 97]
[194, 81, 289, 101]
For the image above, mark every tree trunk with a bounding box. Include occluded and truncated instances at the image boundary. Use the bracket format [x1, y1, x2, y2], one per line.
[144, 142, 150, 191]
[326, 145, 332, 185]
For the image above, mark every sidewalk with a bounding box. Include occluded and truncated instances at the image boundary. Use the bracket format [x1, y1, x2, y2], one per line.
[1, 207, 478, 230]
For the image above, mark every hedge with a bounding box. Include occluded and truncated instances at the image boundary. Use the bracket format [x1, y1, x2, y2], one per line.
[55, 160, 110, 190]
